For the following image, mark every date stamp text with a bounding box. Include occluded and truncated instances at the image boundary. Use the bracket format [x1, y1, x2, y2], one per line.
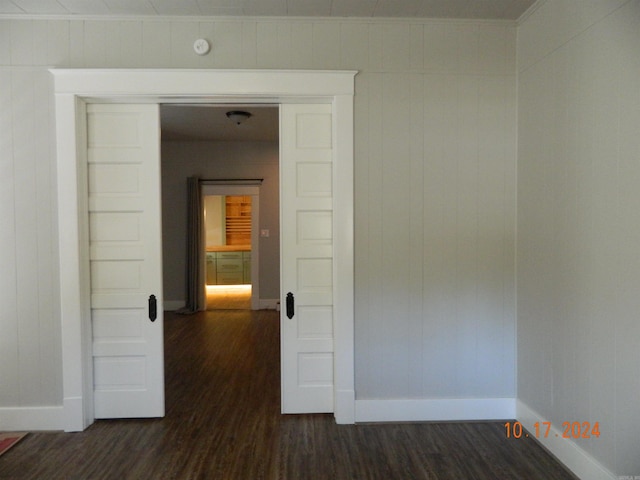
[504, 421, 600, 439]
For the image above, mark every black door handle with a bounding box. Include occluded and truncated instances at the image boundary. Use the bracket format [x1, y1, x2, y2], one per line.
[148, 294, 157, 322]
[286, 292, 294, 319]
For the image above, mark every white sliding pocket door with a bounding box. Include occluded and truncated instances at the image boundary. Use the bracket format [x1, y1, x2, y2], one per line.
[280, 104, 335, 413]
[87, 104, 164, 418]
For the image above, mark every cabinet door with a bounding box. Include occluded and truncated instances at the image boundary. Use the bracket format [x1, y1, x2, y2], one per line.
[243, 252, 251, 284]
[217, 271, 244, 285]
[216, 258, 243, 273]
[206, 253, 216, 285]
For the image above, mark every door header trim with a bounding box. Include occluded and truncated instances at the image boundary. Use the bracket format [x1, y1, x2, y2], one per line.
[51, 69, 357, 98]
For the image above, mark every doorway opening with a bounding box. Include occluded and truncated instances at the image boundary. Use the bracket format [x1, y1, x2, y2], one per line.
[158, 103, 280, 424]
[160, 104, 279, 313]
[205, 195, 252, 310]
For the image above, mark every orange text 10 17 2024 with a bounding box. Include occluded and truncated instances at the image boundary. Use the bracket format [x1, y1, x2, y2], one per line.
[504, 421, 600, 439]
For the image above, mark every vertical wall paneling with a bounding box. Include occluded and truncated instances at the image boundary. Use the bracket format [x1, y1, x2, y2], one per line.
[207, 21, 236, 68]
[240, 21, 257, 67]
[407, 73, 424, 397]
[340, 22, 368, 71]
[46, 20, 70, 66]
[10, 20, 34, 65]
[83, 20, 107, 67]
[517, 0, 640, 477]
[142, 21, 171, 67]
[454, 74, 479, 394]
[422, 72, 452, 395]
[0, 70, 19, 406]
[169, 21, 201, 68]
[423, 23, 458, 73]
[476, 74, 509, 395]
[119, 21, 143, 68]
[367, 23, 383, 71]
[34, 70, 58, 401]
[354, 73, 370, 394]
[382, 24, 411, 72]
[31, 20, 48, 66]
[458, 24, 479, 73]
[478, 25, 507, 74]
[409, 24, 424, 72]
[312, 22, 340, 69]
[363, 72, 384, 398]
[381, 72, 412, 396]
[615, 5, 640, 473]
[256, 22, 282, 68]
[68, 20, 84, 66]
[12, 68, 40, 404]
[289, 22, 313, 69]
[0, 20, 10, 64]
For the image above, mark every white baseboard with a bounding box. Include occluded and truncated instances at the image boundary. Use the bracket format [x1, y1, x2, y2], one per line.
[355, 397, 516, 423]
[0, 405, 65, 431]
[517, 400, 616, 480]
[258, 298, 279, 310]
[164, 300, 184, 311]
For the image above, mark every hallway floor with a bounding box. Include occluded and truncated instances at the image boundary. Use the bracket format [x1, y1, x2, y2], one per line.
[206, 284, 252, 310]
[0, 307, 577, 479]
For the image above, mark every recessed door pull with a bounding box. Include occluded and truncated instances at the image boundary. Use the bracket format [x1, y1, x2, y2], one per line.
[148, 294, 157, 322]
[286, 292, 295, 319]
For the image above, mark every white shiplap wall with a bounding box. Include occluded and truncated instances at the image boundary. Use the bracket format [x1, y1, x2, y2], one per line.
[0, 66, 61, 410]
[0, 16, 516, 421]
[517, 0, 640, 477]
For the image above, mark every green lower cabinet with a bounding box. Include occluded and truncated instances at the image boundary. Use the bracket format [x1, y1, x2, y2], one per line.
[211, 251, 251, 285]
[206, 253, 217, 285]
[243, 251, 251, 284]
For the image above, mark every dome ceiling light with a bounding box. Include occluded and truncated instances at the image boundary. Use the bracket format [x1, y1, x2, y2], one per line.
[226, 110, 252, 125]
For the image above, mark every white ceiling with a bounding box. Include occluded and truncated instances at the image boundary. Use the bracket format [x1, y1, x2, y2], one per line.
[1, 0, 536, 20]
[161, 105, 280, 142]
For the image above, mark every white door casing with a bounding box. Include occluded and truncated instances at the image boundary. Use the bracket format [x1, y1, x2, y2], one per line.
[280, 104, 334, 413]
[51, 69, 356, 431]
[87, 104, 164, 418]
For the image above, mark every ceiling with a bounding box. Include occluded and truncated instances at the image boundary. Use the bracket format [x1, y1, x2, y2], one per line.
[1, 0, 536, 20]
[161, 105, 280, 142]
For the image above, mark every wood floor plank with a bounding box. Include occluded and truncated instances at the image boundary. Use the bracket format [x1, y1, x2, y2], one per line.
[0, 308, 577, 479]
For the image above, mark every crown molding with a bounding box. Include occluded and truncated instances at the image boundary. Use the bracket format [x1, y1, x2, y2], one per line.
[0, 13, 516, 27]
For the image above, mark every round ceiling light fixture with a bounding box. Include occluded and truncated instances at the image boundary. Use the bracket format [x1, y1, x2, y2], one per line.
[226, 110, 252, 125]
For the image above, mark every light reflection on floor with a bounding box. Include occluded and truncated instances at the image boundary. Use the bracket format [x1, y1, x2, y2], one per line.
[206, 284, 251, 310]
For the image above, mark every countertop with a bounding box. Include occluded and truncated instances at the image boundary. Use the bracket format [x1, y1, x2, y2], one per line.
[206, 245, 251, 252]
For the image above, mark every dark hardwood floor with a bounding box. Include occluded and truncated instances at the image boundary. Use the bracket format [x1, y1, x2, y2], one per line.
[0, 308, 577, 480]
